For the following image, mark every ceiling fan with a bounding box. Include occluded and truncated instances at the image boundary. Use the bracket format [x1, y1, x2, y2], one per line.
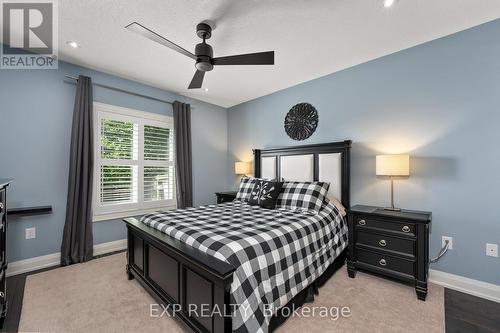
[125, 22, 275, 89]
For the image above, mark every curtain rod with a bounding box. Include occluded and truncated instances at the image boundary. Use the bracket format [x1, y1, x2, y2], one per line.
[64, 75, 173, 105]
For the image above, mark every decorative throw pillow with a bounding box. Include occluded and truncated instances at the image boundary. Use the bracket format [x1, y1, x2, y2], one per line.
[235, 177, 258, 202]
[326, 193, 347, 217]
[276, 181, 330, 214]
[248, 179, 283, 209]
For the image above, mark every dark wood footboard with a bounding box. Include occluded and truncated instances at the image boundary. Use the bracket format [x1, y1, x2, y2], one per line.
[124, 217, 236, 333]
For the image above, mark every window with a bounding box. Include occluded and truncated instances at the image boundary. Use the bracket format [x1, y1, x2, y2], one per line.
[93, 103, 175, 221]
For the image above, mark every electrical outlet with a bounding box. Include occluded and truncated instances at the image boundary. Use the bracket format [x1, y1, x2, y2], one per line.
[442, 236, 453, 250]
[486, 243, 498, 257]
[25, 227, 36, 240]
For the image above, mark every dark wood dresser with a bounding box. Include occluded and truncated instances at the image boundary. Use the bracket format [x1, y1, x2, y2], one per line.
[215, 191, 237, 204]
[347, 205, 432, 300]
[0, 179, 12, 328]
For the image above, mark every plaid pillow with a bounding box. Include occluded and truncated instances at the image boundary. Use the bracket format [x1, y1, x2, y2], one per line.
[276, 181, 330, 213]
[235, 177, 258, 202]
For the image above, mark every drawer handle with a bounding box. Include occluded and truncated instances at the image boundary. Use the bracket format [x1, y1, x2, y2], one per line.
[379, 259, 387, 266]
[402, 226, 410, 233]
[379, 239, 387, 247]
[358, 219, 366, 226]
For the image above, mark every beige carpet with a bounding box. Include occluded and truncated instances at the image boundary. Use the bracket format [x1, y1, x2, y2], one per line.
[19, 253, 444, 333]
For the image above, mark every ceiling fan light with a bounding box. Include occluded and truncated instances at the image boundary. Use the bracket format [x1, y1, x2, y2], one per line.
[195, 60, 213, 72]
[384, 0, 395, 7]
[66, 41, 79, 48]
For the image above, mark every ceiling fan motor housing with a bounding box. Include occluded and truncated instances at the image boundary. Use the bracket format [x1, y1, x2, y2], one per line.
[195, 42, 214, 71]
[196, 23, 212, 39]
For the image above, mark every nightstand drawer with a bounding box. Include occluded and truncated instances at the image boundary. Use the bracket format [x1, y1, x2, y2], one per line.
[217, 196, 234, 204]
[357, 231, 415, 257]
[354, 215, 415, 237]
[215, 192, 237, 204]
[357, 249, 414, 276]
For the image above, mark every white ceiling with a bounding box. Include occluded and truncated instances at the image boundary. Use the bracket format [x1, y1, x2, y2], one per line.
[53, 0, 500, 107]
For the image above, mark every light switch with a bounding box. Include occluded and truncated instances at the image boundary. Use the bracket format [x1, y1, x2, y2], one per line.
[25, 227, 36, 239]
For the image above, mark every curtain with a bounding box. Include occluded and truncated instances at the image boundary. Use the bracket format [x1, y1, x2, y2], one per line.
[61, 75, 94, 266]
[173, 101, 193, 208]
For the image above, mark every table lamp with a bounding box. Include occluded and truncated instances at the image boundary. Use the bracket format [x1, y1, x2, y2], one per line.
[235, 161, 251, 176]
[376, 155, 410, 211]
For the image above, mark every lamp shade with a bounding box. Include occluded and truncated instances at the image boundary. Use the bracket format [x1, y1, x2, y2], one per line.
[376, 155, 410, 176]
[235, 161, 251, 175]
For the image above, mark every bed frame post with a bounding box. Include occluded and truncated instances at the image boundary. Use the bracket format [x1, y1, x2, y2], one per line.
[126, 230, 134, 280]
[341, 140, 351, 209]
[253, 149, 262, 177]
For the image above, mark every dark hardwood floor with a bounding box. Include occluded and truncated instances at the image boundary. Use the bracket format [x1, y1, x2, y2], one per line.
[2, 255, 499, 333]
[445, 289, 500, 333]
[2, 274, 25, 333]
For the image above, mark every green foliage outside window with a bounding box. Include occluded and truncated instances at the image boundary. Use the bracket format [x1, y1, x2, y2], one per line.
[99, 119, 172, 204]
[101, 119, 134, 204]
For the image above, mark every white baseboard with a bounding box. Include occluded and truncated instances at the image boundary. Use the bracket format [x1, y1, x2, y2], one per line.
[430, 269, 500, 303]
[6, 252, 60, 277]
[93, 239, 127, 256]
[6, 239, 127, 277]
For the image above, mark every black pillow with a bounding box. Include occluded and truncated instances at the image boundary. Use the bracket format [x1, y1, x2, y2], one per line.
[248, 179, 283, 209]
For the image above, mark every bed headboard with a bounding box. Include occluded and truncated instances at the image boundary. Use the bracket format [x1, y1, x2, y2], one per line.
[254, 140, 352, 208]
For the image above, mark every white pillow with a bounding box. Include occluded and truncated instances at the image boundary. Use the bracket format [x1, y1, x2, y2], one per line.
[327, 194, 347, 217]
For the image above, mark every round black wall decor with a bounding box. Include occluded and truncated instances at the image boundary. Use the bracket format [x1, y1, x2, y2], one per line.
[284, 103, 319, 141]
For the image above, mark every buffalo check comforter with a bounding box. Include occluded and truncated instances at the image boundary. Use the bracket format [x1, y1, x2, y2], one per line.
[140, 200, 348, 333]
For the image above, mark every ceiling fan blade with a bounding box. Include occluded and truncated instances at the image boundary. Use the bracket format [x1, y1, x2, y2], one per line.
[188, 70, 205, 89]
[125, 22, 196, 60]
[213, 51, 274, 66]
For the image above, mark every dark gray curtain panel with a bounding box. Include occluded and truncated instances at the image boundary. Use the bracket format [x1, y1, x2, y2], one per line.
[173, 101, 193, 208]
[61, 75, 94, 266]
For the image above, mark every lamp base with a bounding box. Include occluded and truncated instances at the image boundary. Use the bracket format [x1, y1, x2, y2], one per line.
[383, 206, 402, 212]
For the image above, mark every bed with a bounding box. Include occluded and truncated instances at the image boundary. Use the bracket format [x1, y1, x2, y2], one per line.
[123, 141, 351, 333]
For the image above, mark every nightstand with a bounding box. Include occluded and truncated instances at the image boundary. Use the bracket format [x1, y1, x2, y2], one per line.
[347, 205, 432, 300]
[215, 191, 237, 204]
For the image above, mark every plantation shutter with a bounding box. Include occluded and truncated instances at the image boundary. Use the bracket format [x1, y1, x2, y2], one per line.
[143, 125, 175, 202]
[93, 103, 175, 221]
[100, 119, 139, 206]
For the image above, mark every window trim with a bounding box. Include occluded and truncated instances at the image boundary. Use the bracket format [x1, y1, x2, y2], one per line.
[92, 102, 176, 222]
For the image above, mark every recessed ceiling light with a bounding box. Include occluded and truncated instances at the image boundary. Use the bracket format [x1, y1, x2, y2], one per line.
[66, 41, 79, 48]
[205, 88, 209, 92]
[384, 0, 395, 7]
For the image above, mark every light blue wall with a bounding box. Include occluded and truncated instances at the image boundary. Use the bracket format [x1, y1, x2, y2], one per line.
[0, 60, 228, 261]
[228, 19, 500, 285]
